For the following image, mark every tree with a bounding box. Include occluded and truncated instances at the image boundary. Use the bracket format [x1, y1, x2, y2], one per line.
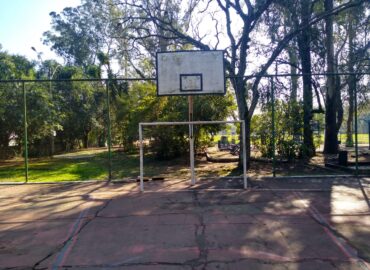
[43, 0, 125, 74]
[121, 0, 365, 163]
[0, 51, 61, 158]
[296, 0, 315, 157]
[270, 0, 316, 157]
[345, 8, 357, 147]
[114, 80, 236, 158]
[43, 0, 367, 161]
[0, 52, 27, 157]
[50, 66, 106, 151]
[324, 0, 339, 154]
[342, 5, 369, 146]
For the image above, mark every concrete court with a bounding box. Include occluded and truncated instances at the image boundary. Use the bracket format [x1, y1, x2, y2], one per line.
[0, 177, 369, 270]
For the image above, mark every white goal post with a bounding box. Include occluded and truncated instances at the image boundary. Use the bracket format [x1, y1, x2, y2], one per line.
[139, 120, 247, 191]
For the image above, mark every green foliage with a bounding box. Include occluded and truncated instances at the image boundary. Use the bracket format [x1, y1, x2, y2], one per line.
[0, 83, 24, 158]
[43, 0, 124, 71]
[0, 49, 236, 160]
[0, 53, 35, 80]
[0, 59, 109, 158]
[113, 81, 236, 159]
[0, 52, 45, 158]
[52, 67, 106, 151]
[251, 100, 305, 160]
[44, 7, 100, 67]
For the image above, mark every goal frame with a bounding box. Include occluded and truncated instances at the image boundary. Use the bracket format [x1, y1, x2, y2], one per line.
[139, 120, 247, 191]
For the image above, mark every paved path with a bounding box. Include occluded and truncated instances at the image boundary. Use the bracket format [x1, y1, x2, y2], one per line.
[0, 178, 369, 269]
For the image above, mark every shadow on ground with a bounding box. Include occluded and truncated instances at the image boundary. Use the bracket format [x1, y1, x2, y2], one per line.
[0, 177, 369, 269]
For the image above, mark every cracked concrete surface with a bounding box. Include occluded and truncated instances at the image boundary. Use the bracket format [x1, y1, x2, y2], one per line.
[0, 178, 369, 269]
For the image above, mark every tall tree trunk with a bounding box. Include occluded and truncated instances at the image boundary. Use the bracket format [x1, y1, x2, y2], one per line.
[335, 72, 344, 134]
[297, 0, 315, 157]
[288, 45, 301, 136]
[231, 77, 250, 168]
[324, 0, 339, 154]
[83, 133, 89, 148]
[284, 14, 299, 103]
[288, 47, 299, 103]
[346, 11, 356, 147]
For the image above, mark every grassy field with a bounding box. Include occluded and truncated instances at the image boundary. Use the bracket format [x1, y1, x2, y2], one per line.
[0, 149, 177, 183]
[0, 147, 240, 183]
[213, 134, 240, 144]
[338, 133, 369, 144]
[1, 138, 368, 183]
[0, 149, 114, 182]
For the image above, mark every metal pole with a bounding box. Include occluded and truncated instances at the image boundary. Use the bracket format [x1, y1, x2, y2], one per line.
[242, 120, 247, 189]
[354, 75, 359, 177]
[106, 80, 112, 180]
[141, 120, 244, 126]
[49, 79, 55, 157]
[368, 121, 370, 150]
[22, 82, 29, 183]
[271, 77, 276, 177]
[139, 124, 144, 192]
[188, 96, 196, 185]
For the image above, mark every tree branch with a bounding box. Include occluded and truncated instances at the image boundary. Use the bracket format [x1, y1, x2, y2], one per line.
[248, 0, 366, 118]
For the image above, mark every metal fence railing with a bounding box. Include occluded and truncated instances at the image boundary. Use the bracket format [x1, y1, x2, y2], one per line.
[0, 72, 368, 183]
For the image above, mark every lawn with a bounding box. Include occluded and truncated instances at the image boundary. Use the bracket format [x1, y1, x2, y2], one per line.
[0, 149, 111, 182]
[0, 147, 241, 183]
[338, 133, 369, 144]
[1, 142, 365, 183]
[213, 134, 240, 144]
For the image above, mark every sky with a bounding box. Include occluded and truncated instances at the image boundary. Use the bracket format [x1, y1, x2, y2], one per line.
[0, 0, 80, 62]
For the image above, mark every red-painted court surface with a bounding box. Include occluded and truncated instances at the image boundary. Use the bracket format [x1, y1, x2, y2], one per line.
[0, 177, 369, 270]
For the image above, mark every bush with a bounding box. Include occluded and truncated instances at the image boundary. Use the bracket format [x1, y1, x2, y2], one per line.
[150, 126, 188, 160]
[251, 101, 304, 160]
[276, 140, 302, 161]
[115, 82, 236, 159]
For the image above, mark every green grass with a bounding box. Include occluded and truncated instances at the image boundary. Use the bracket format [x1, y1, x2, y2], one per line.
[0, 152, 110, 182]
[0, 148, 200, 183]
[213, 134, 240, 144]
[0, 149, 143, 183]
[0, 146, 242, 183]
[1, 134, 368, 183]
[338, 133, 369, 145]
[314, 133, 368, 145]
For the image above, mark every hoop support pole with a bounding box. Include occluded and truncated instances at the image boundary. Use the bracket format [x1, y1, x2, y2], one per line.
[188, 96, 196, 185]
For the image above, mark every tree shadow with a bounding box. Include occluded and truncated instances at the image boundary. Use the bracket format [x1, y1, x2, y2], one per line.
[0, 177, 369, 269]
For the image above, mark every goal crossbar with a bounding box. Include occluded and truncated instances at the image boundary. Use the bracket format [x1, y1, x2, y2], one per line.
[139, 120, 247, 191]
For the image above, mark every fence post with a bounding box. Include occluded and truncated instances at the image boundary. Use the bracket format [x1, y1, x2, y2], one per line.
[22, 82, 29, 183]
[270, 77, 276, 177]
[354, 74, 359, 177]
[368, 121, 370, 150]
[106, 80, 112, 181]
[242, 120, 247, 189]
[139, 124, 144, 192]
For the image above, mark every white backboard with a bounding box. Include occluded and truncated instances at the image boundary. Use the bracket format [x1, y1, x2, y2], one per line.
[156, 50, 225, 96]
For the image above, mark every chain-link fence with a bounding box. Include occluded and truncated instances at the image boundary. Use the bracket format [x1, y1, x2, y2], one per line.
[244, 72, 369, 177]
[0, 73, 368, 183]
[0, 79, 151, 182]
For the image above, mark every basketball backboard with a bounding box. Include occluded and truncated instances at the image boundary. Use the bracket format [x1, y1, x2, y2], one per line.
[156, 50, 225, 96]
